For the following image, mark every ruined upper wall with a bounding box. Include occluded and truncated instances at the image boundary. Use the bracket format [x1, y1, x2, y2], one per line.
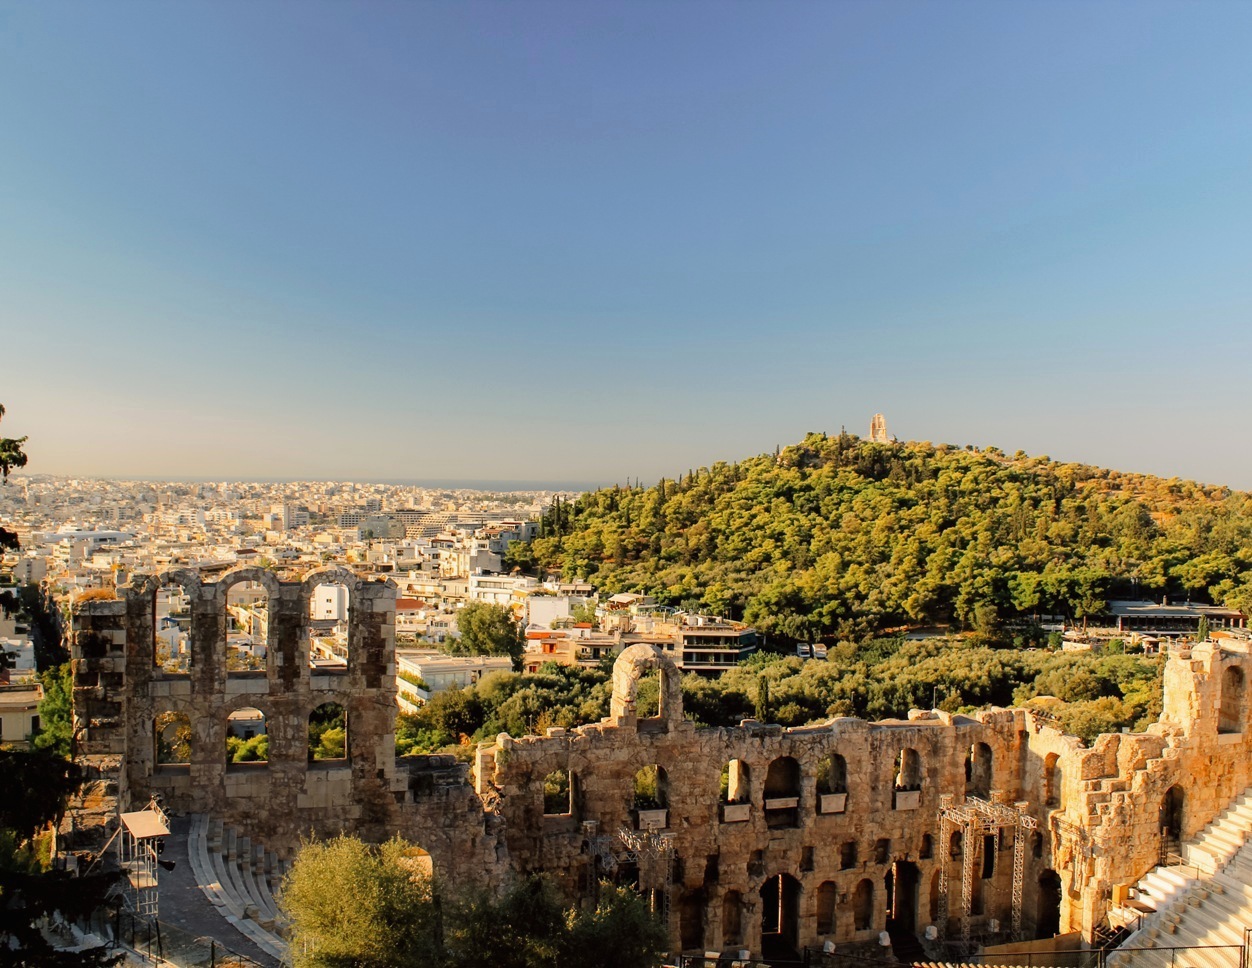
[73, 568, 405, 839]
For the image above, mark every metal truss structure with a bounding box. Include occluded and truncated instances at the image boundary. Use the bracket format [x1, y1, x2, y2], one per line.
[936, 795, 1038, 949]
[583, 821, 676, 923]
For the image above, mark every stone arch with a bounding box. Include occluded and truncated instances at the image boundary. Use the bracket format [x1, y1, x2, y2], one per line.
[152, 572, 199, 674]
[609, 644, 683, 728]
[135, 567, 203, 600]
[764, 756, 801, 828]
[221, 569, 278, 675]
[1219, 665, 1246, 734]
[1036, 870, 1062, 938]
[760, 873, 801, 954]
[219, 565, 283, 600]
[301, 567, 362, 673]
[894, 747, 922, 791]
[1160, 784, 1185, 846]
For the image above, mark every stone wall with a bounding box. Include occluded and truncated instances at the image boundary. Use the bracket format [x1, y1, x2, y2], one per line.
[71, 568, 498, 876]
[72, 576, 1252, 960]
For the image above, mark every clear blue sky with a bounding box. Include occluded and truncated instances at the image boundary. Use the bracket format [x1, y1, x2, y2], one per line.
[3, 1, 1251, 488]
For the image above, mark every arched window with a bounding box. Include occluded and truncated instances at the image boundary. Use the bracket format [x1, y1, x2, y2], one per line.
[722, 890, 743, 946]
[875, 838, 890, 864]
[226, 581, 269, 672]
[155, 711, 191, 765]
[853, 879, 874, 931]
[816, 881, 837, 935]
[764, 756, 801, 828]
[153, 579, 193, 673]
[226, 707, 268, 766]
[308, 702, 346, 762]
[966, 742, 993, 799]
[949, 831, 963, 860]
[895, 748, 921, 790]
[817, 752, 847, 794]
[544, 768, 573, 816]
[1043, 752, 1062, 807]
[817, 752, 848, 814]
[634, 765, 668, 828]
[919, 833, 933, 860]
[309, 582, 351, 671]
[1219, 666, 1245, 734]
[894, 747, 922, 809]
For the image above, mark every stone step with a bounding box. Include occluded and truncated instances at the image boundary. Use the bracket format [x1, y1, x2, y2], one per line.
[187, 814, 288, 962]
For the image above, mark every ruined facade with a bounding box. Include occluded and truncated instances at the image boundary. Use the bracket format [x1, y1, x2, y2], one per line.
[72, 570, 1252, 959]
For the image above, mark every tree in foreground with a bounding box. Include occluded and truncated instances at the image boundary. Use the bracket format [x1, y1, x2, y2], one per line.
[0, 404, 122, 965]
[279, 835, 442, 968]
[0, 750, 123, 966]
[281, 834, 667, 968]
[450, 601, 524, 669]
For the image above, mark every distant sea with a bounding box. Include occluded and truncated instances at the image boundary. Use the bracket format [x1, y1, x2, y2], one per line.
[21, 473, 608, 492]
[374, 478, 608, 492]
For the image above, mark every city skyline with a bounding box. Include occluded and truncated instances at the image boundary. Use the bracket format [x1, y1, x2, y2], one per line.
[4, 2, 1252, 489]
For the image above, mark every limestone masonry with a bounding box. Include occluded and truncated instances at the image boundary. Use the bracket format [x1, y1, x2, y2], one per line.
[71, 568, 1252, 959]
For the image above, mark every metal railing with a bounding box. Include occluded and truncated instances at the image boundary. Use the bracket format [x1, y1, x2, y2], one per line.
[670, 939, 1251, 968]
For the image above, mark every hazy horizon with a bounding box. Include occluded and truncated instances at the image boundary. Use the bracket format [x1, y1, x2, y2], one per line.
[9, 429, 1252, 496]
[4, 2, 1252, 489]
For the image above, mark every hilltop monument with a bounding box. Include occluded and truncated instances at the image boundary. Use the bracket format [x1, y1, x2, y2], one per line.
[869, 412, 889, 443]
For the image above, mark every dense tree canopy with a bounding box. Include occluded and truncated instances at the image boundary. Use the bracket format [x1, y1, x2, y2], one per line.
[508, 433, 1252, 640]
[450, 601, 525, 669]
[280, 835, 667, 968]
[398, 640, 1162, 756]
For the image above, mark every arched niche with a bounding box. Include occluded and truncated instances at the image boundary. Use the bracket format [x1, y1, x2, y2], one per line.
[1219, 665, 1246, 734]
[815, 880, 837, 935]
[722, 890, 743, 946]
[852, 878, 874, 931]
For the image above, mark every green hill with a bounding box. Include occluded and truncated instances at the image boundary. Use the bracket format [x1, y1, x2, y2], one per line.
[507, 432, 1252, 641]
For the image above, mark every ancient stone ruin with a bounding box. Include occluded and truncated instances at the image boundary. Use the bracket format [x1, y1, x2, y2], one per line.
[72, 568, 1252, 959]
